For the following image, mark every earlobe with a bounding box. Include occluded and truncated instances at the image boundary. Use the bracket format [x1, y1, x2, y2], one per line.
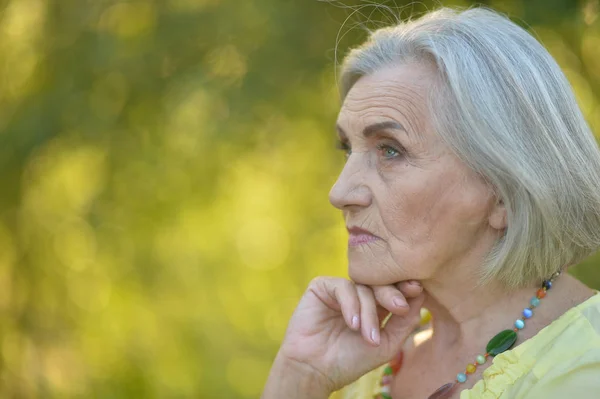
[489, 199, 507, 230]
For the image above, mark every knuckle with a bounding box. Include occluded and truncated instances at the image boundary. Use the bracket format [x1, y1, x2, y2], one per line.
[308, 276, 328, 289]
[396, 281, 421, 296]
[373, 284, 393, 296]
[373, 286, 398, 305]
[356, 284, 372, 293]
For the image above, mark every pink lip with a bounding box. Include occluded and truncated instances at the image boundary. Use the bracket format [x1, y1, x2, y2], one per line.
[347, 226, 381, 247]
[348, 233, 380, 246]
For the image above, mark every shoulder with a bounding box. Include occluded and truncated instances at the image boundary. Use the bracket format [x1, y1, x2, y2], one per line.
[523, 348, 600, 398]
[464, 293, 600, 399]
[505, 293, 600, 398]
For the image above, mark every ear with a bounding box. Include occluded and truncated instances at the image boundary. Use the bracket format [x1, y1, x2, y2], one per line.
[489, 199, 507, 230]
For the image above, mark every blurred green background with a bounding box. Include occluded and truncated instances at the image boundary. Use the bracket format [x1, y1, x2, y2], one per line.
[1, 0, 600, 397]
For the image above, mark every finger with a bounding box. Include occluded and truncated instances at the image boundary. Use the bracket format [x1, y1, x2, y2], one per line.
[395, 280, 423, 299]
[372, 285, 410, 316]
[380, 292, 426, 354]
[333, 280, 361, 331]
[357, 285, 380, 346]
[309, 277, 360, 331]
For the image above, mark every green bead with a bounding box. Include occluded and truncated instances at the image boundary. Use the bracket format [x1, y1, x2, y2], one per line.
[381, 393, 392, 399]
[383, 365, 393, 375]
[476, 355, 486, 364]
[486, 329, 518, 356]
[530, 297, 540, 307]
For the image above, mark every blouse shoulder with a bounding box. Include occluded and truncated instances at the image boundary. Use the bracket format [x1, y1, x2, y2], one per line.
[462, 291, 600, 399]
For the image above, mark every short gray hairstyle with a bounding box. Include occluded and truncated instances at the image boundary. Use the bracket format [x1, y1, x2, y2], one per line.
[339, 7, 600, 288]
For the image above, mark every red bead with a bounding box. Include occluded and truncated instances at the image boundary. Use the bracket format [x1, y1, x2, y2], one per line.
[537, 288, 546, 299]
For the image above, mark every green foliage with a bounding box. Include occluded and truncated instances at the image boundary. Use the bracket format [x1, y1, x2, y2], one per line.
[0, 0, 599, 397]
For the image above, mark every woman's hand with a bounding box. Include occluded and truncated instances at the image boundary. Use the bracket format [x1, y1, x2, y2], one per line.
[262, 277, 425, 399]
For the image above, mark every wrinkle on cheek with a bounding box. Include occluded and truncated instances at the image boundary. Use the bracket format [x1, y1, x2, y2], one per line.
[363, 218, 379, 234]
[369, 242, 405, 280]
[364, 241, 379, 259]
[384, 195, 412, 245]
[384, 169, 435, 243]
[419, 173, 466, 239]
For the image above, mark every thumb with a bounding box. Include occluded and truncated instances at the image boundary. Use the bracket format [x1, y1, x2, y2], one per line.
[378, 292, 426, 358]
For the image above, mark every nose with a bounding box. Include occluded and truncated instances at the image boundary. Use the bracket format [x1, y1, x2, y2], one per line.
[329, 156, 372, 211]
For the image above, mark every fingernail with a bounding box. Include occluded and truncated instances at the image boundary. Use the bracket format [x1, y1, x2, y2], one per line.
[371, 328, 380, 345]
[393, 296, 408, 308]
[351, 315, 359, 329]
[409, 280, 421, 287]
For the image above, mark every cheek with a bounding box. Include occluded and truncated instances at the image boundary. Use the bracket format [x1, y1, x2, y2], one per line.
[379, 168, 442, 239]
[378, 165, 492, 274]
[385, 162, 490, 234]
[362, 171, 442, 281]
[430, 172, 493, 232]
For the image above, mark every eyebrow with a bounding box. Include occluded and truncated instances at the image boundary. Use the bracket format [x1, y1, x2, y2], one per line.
[336, 121, 406, 140]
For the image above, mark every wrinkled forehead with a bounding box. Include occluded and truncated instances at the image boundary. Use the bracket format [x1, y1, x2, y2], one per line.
[337, 65, 434, 139]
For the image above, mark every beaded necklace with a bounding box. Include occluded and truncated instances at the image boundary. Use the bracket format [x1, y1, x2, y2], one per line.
[375, 270, 562, 399]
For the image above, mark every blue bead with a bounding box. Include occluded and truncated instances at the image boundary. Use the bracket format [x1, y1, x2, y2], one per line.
[523, 308, 533, 319]
[543, 280, 552, 290]
[530, 297, 540, 307]
[457, 373, 467, 383]
[515, 319, 525, 329]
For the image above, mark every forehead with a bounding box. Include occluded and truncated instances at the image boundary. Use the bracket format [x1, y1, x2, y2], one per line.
[338, 64, 435, 135]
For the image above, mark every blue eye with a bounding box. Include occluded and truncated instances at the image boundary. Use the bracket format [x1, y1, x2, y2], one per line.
[377, 144, 402, 159]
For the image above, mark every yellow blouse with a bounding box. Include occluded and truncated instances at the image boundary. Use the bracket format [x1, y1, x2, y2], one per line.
[331, 291, 600, 399]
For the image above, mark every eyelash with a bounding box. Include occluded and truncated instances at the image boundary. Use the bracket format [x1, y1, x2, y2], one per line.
[336, 141, 352, 158]
[335, 141, 405, 160]
[376, 143, 403, 159]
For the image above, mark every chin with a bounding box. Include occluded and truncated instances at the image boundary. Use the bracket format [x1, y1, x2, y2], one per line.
[348, 263, 391, 286]
[348, 254, 415, 286]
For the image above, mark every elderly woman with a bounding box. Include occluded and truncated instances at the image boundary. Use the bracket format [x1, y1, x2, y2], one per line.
[262, 7, 600, 399]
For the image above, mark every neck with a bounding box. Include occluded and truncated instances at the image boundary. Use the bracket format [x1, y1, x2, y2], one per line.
[424, 276, 535, 352]
[421, 264, 594, 360]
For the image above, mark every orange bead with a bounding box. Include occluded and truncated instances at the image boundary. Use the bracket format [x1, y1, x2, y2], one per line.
[390, 351, 403, 370]
[537, 288, 546, 299]
[466, 364, 477, 374]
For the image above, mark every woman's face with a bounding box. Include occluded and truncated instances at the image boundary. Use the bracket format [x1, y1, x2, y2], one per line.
[330, 64, 502, 286]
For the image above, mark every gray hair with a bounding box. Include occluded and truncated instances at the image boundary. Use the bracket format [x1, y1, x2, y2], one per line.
[339, 7, 600, 288]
